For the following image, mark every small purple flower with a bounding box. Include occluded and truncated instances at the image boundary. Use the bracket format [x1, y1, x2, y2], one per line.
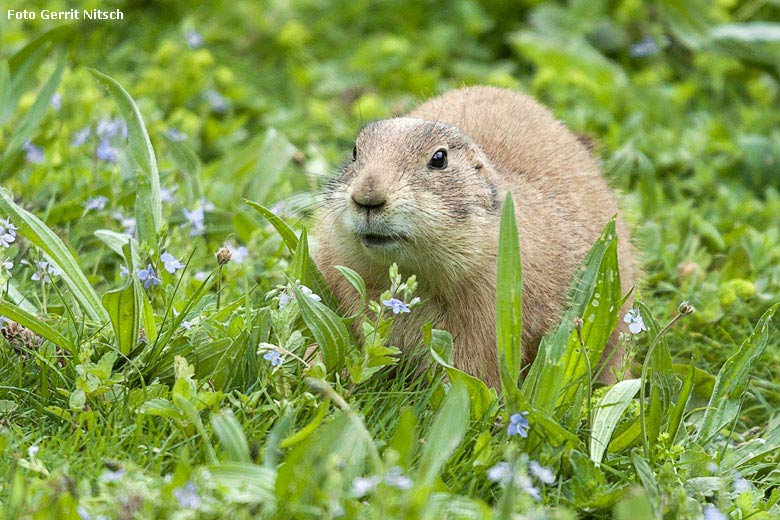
[23, 141, 44, 164]
[507, 411, 530, 438]
[624, 308, 648, 335]
[384, 466, 413, 490]
[161, 252, 185, 274]
[50, 92, 62, 110]
[199, 197, 215, 211]
[518, 475, 541, 501]
[185, 30, 204, 49]
[181, 320, 193, 330]
[173, 481, 201, 509]
[183, 207, 205, 236]
[160, 186, 177, 204]
[83, 195, 108, 212]
[204, 90, 228, 113]
[1, 257, 12, 272]
[629, 36, 660, 58]
[703, 506, 727, 520]
[487, 462, 512, 485]
[263, 349, 283, 366]
[27, 445, 39, 458]
[165, 128, 187, 142]
[31, 261, 60, 283]
[529, 461, 555, 484]
[0, 217, 17, 248]
[113, 212, 136, 236]
[96, 139, 118, 163]
[71, 126, 92, 147]
[119, 265, 130, 277]
[97, 118, 127, 139]
[100, 469, 125, 482]
[382, 298, 410, 315]
[226, 244, 248, 264]
[351, 475, 380, 497]
[138, 264, 161, 289]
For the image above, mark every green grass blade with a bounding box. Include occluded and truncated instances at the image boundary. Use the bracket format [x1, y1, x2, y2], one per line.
[90, 69, 162, 241]
[495, 192, 523, 399]
[0, 300, 75, 354]
[0, 58, 65, 177]
[0, 188, 109, 324]
[290, 282, 351, 372]
[695, 302, 779, 443]
[416, 379, 469, 487]
[666, 360, 695, 443]
[590, 378, 641, 463]
[211, 410, 252, 463]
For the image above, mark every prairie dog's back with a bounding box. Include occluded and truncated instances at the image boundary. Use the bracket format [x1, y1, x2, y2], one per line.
[408, 86, 601, 184]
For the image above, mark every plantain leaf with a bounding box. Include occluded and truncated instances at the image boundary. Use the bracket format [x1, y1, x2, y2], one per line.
[290, 281, 351, 372]
[696, 303, 779, 443]
[90, 69, 162, 241]
[0, 189, 108, 324]
[416, 379, 469, 487]
[0, 300, 75, 354]
[101, 243, 142, 355]
[211, 410, 251, 463]
[496, 192, 523, 402]
[590, 378, 641, 463]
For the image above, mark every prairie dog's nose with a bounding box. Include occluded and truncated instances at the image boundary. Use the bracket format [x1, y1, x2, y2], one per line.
[351, 175, 387, 211]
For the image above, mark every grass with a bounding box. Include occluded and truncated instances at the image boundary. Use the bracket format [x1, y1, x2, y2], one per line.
[2, 0, 780, 518]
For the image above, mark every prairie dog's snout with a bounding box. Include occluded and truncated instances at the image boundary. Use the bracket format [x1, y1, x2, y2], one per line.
[350, 171, 388, 212]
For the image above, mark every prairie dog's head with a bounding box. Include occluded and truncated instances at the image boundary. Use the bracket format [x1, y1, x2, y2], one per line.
[314, 117, 501, 284]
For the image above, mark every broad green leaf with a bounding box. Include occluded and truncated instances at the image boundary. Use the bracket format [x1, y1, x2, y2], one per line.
[90, 69, 162, 239]
[558, 237, 621, 406]
[0, 188, 109, 324]
[134, 176, 157, 252]
[496, 192, 523, 401]
[290, 282, 351, 372]
[523, 218, 618, 416]
[334, 265, 366, 303]
[0, 301, 75, 354]
[246, 128, 298, 203]
[243, 198, 299, 251]
[93, 229, 141, 265]
[416, 379, 469, 487]
[590, 379, 641, 463]
[696, 303, 779, 443]
[427, 327, 496, 419]
[101, 243, 142, 355]
[0, 58, 65, 177]
[211, 410, 251, 463]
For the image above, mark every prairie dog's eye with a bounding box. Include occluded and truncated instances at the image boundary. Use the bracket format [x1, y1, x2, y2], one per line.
[428, 149, 447, 169]
[352, 146, 357, 161]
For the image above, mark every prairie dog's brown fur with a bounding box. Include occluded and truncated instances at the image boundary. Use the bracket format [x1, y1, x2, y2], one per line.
[313, 86, 637, 388]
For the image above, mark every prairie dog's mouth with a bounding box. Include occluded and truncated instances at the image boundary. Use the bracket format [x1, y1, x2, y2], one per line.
[359, 232, 405, 248]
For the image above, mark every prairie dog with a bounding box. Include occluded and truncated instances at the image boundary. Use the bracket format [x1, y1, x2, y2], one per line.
[312, 86, 637, 388]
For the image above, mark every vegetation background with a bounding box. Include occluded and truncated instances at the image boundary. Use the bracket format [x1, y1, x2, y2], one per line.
[1, 0, 779, 518]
